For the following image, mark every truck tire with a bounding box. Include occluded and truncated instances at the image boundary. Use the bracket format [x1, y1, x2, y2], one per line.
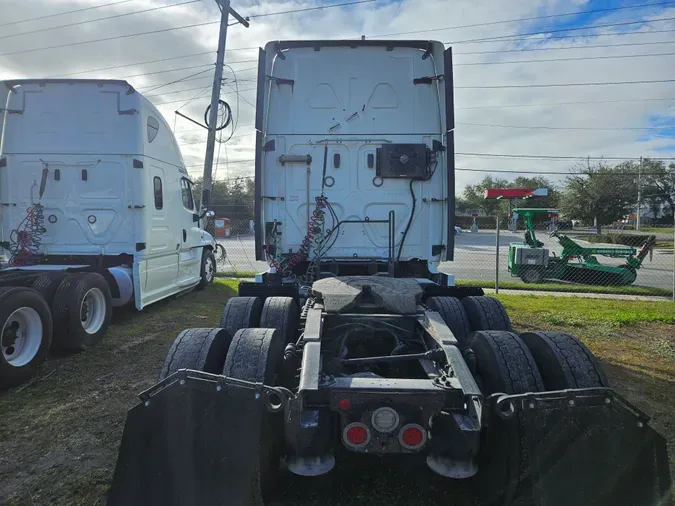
[219, 296, 262, 337]
[196, 249, 216, 290]
[259, 297, 299, 345]
[223, 328, 285, 502]
[0, 287, 53, 388]
[426, 296, 470, 343]
[159, 327, 233, 380]
[462, 296, 512, 332]
[51, 273, 112, 351]
[519, 331, 609, 389]
[31, 272, 69, 306]
[468, 330, 544, 505]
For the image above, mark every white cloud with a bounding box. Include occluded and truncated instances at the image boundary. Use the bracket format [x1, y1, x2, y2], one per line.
[1, 0, 674, 187]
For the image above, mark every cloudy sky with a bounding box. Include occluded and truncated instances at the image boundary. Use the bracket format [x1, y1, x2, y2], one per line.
[1, 0, 674, 191]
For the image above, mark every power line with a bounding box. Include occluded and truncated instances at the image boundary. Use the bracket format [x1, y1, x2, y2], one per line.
[248, 0, 378, 18]
[455, 167, 669, 175]
[123, 63, 214, 80]
[0, 0, 200, 42]
[0, 1, 379, 58]
[455, 79, 675, 89]
[142, 67, 214, 94]
[456, 97, 675, 110]
[136, 75, 214, 91]
[445, 16, 675, 46]
[455, 39, 675, 56]
[186, 159, 254, 168]
[179, 131, 255, 146]
[455, 51, 675, 66]
[370, 0, 675, 39]
[456, 152, 675, 161]
[54, 51, 215, 78]
[0, 0, 133, 29]
[457, 122, 673, 131]
[0, 20, 220, 58]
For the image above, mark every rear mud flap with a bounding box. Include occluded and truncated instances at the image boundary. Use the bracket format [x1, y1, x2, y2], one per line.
[494, 388, 671, 506]
[108, 370, 286, 506]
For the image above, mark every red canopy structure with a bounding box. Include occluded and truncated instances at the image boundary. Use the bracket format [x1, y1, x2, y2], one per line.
[484, 188, 548, 199]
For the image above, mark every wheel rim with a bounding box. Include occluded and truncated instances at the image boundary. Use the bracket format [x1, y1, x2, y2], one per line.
[205, 256, 215, 282]
[80, 288, 106, 334]
[2, 307, 43, 367]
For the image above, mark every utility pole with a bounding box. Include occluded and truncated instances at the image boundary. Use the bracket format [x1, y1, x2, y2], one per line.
[636, 156, 643, 231]
[201, 0, 249, 213]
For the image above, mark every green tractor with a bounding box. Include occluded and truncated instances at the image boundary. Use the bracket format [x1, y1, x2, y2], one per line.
[507, 208, 655, 285]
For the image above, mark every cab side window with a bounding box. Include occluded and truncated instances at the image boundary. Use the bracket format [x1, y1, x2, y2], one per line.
[153, 176, 163, 209]
[181, 178, 194, 211]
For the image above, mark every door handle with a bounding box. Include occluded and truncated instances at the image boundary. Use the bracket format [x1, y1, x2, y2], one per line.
[183, 229, 187, 242]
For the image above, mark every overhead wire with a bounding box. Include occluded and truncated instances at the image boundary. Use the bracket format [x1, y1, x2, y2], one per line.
[369, 0, 675, 38]
[456, 152, 675, 161]
[0, 0, 134, 29]
[454, 51, 675, 66]
[141, 67, 214, 94]
[247, 0, 378, 18]
[0, 0, 200, 42]
[455, 79, 675, 89]
[457, 122, 673, 131]
[454, 39, 675, 55]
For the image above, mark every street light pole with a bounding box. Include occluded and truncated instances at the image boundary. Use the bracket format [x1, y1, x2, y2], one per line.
[201, 0, 249, 213]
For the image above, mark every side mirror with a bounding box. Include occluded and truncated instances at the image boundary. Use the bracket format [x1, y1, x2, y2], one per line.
[193, 213, 200, 223]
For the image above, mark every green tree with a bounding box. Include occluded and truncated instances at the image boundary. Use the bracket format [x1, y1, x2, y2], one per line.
[560, 162, 636, 228]
[640, 159, 675, 222]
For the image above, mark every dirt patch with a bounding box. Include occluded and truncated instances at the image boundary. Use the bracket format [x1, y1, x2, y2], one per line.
[0, 284, 672, 505]
[0, 281, 236, 506]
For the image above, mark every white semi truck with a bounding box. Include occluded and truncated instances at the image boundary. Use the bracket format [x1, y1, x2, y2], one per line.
[0, 79, 217, 388]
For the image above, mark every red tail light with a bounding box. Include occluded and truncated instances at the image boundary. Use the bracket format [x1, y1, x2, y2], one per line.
[399, 424, 427, 450]
[343, 422, 370, 449]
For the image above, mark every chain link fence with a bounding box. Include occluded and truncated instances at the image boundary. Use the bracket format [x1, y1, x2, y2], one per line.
[448, 216, 674, 299]
[206, 207, 674, 299]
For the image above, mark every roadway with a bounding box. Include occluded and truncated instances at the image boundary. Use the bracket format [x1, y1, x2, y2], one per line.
[216, 230, 674, 292]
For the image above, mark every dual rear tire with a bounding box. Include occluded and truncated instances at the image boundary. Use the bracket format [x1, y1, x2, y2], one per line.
[468, 329, 608, 505]
[160, 295, 297, 502]
[1, 272, 113, 388]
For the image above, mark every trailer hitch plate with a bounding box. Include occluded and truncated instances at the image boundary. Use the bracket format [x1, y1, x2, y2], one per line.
[495, 388, 671, 506]
[108, 370, 284, 506]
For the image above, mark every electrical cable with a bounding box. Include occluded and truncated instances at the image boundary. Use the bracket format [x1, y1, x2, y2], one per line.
[247, 0, 378, 18]
[456, 96, 675, 110]
[142, 67, 214, 94]
[0, 0, 133, 28]
[369, 0, 675, 39]
[0, 0, 200, 42]
[455, 39, 675, 56]
[123, 63, 214, 80]
[397, 180, 416, 263]
[456, 152, 675, 161]
[445, 16, 675, 46]
[454, 51, 675, 66]
[455, 78, 675, 89]
[457, 122, 672, 131]
[56, 51, 216, 78]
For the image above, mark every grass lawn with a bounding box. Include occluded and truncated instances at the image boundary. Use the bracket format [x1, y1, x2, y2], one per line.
[458, 279, 673, 297]
[0, 280, 673, 505]
[642, 227, 675, 235]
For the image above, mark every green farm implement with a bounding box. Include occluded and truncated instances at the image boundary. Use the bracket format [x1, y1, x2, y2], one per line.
[508, 209, 655, 286]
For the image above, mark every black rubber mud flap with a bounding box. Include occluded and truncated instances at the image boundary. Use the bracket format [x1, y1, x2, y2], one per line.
[108, 371, 274, 506]
[493, 389, 671, 506]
